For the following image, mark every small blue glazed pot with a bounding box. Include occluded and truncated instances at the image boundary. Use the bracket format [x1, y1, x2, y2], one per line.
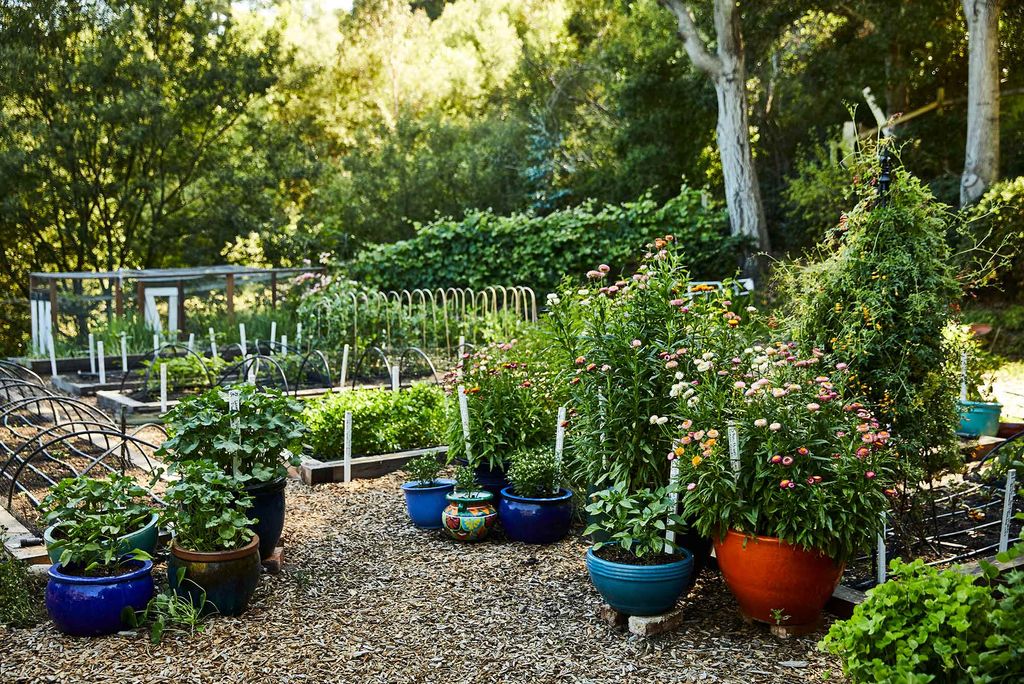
[46, 560, 155, 636]
[585, 546, 693, 616]
[957, 399, 1002, 438]
[245, 477, 285, 561]
[401, 478, 455, 528]
[498, 487, 573, 544]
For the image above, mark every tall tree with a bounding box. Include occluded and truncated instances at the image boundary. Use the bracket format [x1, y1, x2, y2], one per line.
[660, 0, 771, 260]
[961, 0, 1003, 206]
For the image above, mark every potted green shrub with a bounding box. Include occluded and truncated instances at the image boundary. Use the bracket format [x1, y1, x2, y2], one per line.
[163, 459, 261, 617]
[158, 384, 306, 560]
[498, 447, 573, 544]
[672, 336, 897, 630]
[44, 510, 155, 636]
[400, 454, 454, 529]
[948, 324, 1003, 438]
[441, 466, 498, 541]
[583, 485, 693, 616]
[40, 474, 159, 564]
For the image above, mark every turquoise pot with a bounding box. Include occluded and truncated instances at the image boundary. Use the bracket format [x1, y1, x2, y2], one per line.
[958, 399, 1002, 438]
[586, 546, 693, 616]
[44, 512, 160, 565]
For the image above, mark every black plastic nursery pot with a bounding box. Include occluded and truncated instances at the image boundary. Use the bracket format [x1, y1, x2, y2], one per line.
[168, 536, 262, 617]
[245, 477, 286, 560]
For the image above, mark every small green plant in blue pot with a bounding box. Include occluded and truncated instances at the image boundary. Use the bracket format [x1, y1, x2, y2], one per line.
[584, 485, 693, 616]
[401, 454, 454, 529]
[45, 510, 155, 636]
[499, 447, 573, 544]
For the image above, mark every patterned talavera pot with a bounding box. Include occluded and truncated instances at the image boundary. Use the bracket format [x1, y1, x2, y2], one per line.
[442, 490, 498, 542]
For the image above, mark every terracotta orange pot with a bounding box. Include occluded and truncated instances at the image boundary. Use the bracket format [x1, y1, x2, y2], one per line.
[714, 529, 844, 627]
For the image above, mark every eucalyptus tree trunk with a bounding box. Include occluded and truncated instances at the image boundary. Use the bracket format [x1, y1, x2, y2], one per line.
[961, 0, 1002, 207]
[661, 0, 771, 266]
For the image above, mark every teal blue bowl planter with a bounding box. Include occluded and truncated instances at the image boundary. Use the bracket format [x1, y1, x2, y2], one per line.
[401, 478, 455, 528]
[498, 487, 573, 544]
[957, 399, 1002, 438]
[44, 512, 160, 565]
[585, 546, 693, 616]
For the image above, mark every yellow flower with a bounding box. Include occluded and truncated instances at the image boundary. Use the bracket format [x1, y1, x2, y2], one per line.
[674, 447, 685, 457]
[704, 438, 717, 448]
[691, 455, 703, 467]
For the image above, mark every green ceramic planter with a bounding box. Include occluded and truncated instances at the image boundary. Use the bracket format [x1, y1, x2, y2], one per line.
[44, 512, 160, 565]
[168, 535, 262, 617]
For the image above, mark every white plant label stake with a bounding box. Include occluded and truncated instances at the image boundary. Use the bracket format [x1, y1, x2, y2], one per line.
[877, 513, 888, 585]
[728, 421, 741, 474]
[999, 469, 1018, 554]
[239, 323, 247, 356]
[554, 406, 567, 496]
[296, 322, 303, 349]
[159, 363, 168, 414]
[228, 389, 242, 478]
[343, 410, 353, 483]
[960, 351, 969, 402]
[187, 333, 195, 352]
[153, 333, 159, 354]
[120, 332, 128, 373]
[391, 365, 400, 393]
[458, 335, 466, 358]
[339, 344, 349, 390]
[666, 459, 680, 548]
[88, 333, 96, 375]
[280, 334, 288, 354]
[97, 341, 106, 385]
[270, 321, 277, 352]
[49, 340, 58, 379]
[458, 385, 472, 461]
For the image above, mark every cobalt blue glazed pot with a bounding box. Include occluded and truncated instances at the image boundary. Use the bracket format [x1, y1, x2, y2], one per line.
[401, 478, 455, 528]
[585, 546, 693, 616]
[457, 458, 509, 498]
[498, 487, 573, 544]
[245, 477, 285, 560]
[46, 560, 154, 636]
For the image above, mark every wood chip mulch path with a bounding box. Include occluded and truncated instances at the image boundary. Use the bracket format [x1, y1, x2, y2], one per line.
[0, 475, 846, 683]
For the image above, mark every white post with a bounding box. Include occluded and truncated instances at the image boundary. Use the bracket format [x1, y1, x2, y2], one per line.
[30, 298, 39, 355]
[391, 365, 400, 393]
[554, 406, 567, 465]
[120, 332, 128, 373]
[239, 323, 247, 356]
[280, 334, 288, 354]
[88, 333, 96, 374]
[961, 351, 969, 402]
[666, 459, 680, 547]
[999, 469, 1018, 554]
[458, 335, 465, 357]
[296, 322, 303, 350]
[876, 513, 887, 585]
[209, 327, 217, 359]
[159, 363, 168, 414]
[228, 389, 241, 478]
[153, 332, 160, 354]
[339, 343, 349, 390]
[728, 421, 740, 474]
[458, 385, 472, 461]
[187, 332, 195, 352]
[343, 410, 353, 483]
[48, 341, 58, 380]
[97, 341, 106, 385]
[247, 363, 257, 385]
[270, 320, 277, 352]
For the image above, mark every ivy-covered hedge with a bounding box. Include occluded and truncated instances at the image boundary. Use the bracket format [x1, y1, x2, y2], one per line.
[344, 188, 745, 293]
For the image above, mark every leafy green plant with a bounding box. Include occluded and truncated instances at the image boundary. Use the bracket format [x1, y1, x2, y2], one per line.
[583, 485, 686, 560]
[404, 454, 443, 487]
[158, 384, 305, 483]
[141, 354, 227, 393]
[0, 539, 44, 627]
[162, 460, 255, 553]
[52, 511, 152, 575]
[39, 474, 154, 534]
[821, 558, 996, 683]
[122, 567, 211, 644]
[506, 447, 560, 498]
[452, 466, 479, 495]
[303, 383, 446, 458]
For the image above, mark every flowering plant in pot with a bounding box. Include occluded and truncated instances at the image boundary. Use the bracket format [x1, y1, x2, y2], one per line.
[441, 466, 498, 542]
[443, 340, 555, 494]
[158, 384, 306, 559]
[499, 446, 573, 544]
[44, 510, 155, 636]
[163, 459, 260, 617]
[400, 454, 454, 529]
[40, 473, 159, 564]
[583, 485, 693, 616]
[670, 336, 897, 630]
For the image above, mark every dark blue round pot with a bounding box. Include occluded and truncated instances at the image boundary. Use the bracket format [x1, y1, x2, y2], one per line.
[457, 458, 509, 498]
[401, 478, 455, 528]
[585, 546, 693, 616]
[46, 560, 154, 636]
[498, 487, 573, 544]
[245, 477, 285, 560]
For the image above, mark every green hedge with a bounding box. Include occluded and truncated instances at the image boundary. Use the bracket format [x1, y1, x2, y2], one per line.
[344, 188, 744, 293]
[302, 383, 446, 458]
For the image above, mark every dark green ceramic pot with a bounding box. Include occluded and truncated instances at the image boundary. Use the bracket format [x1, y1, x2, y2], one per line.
[168, 535, 261, 617]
